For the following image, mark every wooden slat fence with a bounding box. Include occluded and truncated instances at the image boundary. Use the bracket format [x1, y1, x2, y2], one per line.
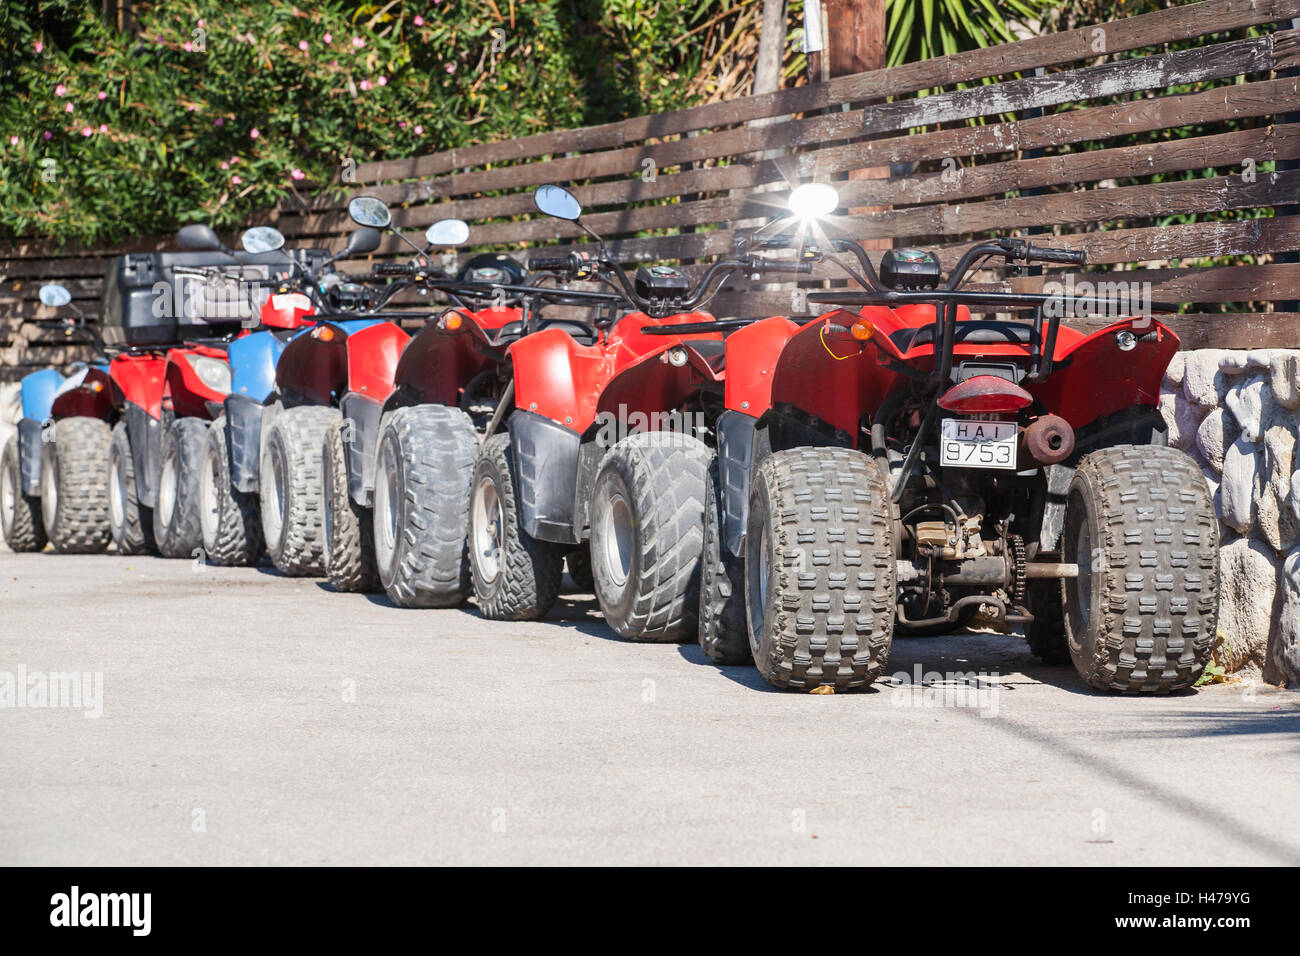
[3, 0, 1298, 380]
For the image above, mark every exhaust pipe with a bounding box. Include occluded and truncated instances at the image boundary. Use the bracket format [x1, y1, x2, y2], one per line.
[1021, 414, 1074, 466]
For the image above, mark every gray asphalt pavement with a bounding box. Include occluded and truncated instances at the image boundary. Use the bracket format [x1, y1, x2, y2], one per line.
[2, 545, 1297, 866]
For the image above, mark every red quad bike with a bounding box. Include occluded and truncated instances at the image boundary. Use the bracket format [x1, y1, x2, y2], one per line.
[251, 197, 476, 579]
[464, 184, 809, 638]
[29, 229, 280, 557]
[697, 184, 1220, 693]
[368, 241, 629, 608]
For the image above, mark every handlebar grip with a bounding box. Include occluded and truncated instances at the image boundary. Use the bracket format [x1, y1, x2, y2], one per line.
[752, 258, 812, 274]
[1028, 245, 1086, 266]
[527, 255, 573, 272]
[374, 262, 416, 276]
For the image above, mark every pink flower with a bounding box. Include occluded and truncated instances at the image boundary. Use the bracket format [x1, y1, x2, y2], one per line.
[65, 102, 74, 113]
[323, 32, 332, 44]
[250, 128, 260, 139]
[34, 41, 43, 53]
[414, 125, 424, 135]
[445, 63, 456, 74]
[291, 168, 305, 181]
[352, 36, 365, 48]
[231, 175, 242, 184]
[221, 161, 229, 169]
[413, 15, 424, 26]
[198, 19, 205, 28]
[215, 117, 224, 126]
[43, 130, 52, 140]
[377, 76, 387, 86]
[98, 91, 108, 100]
[398, 121, 406, 128]
[299, 40, 309, 52]
[229, 156, 239, 164]
[183, 42, 193, 52]
[359, 80, 372, 91]
[8, 135, 17, 145]
[55, 83, 66, 96]
[81, 126, 92, 136]
[99, 124, 108, 133]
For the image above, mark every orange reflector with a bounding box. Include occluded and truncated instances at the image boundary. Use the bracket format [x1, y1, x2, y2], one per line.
[90, 381, 104, 392]
[315, 326, 336, 342]
[442, 313, 463, 331]
[851, 319, 875, 341]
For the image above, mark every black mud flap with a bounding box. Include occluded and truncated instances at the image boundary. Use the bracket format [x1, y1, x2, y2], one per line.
[124, 402, 161, 508]
[225, 394, 265, 494]
[340, 391, 383, 507]
[716, 410, 756, 559]
[17, 417, 43, 496]
[510, 410, 581, 545]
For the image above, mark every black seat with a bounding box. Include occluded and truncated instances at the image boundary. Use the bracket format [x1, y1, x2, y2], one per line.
[492, 319, 598, 347]
[890, 321, 1033, 351]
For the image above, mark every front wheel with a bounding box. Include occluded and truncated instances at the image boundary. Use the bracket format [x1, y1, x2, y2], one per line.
[40, 416, 111, 554]
[1, 434, 46, 552]
[589, 432, 710, 643]
[468, 433, 563, 620]
[200, 414, 264, 567]
[745, 447, 896, 691]
[259, 405, 339, 576]
[1062, 445, 1219, 693]
[373, 406, 479, 607]
[323, 417, 380, 593]
[152, 418, 208, 558]
[108, 420, 155, 555]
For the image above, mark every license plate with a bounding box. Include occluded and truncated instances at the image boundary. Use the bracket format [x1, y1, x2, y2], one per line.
[940, 419, 1017, 470]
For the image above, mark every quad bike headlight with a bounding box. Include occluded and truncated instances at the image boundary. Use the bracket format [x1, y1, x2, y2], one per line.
[788, 183, 840, 220]
[184, 354, 232, 394]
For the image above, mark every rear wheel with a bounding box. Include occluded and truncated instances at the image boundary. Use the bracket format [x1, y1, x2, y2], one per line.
[152, 418, 207, 558]
[698, 456, 749, 664]
[590, 432, 710, 643]
[40, 416, 111, 554]
[322, 417, 380, 592]
[1062, 445, 1219, 693]
[566, 548, 594, 591]
[468, 433, 563, 620]
[260, 405, 338, 576]
[1025, 578, 1069, 664]
[745, 447, 896, 691]
[200, 415, 265, 566]
[1, 434, 45, 552]
[108, 420, 155, 555]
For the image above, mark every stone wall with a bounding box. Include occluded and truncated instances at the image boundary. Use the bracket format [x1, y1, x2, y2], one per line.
[1160, 349, 1300, 687]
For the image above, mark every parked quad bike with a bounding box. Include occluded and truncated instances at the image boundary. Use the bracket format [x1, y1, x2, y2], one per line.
[4, 240, 267, 557]
[696, 183, 1219, 694]
[462, 184, 808, 638]
[1, 284, 111, 553]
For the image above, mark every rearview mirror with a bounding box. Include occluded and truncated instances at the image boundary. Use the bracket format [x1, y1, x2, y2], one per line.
[39, 283, 72, 308]
[177, 224, 224, 251]
[340, 226, 382, 258]
[240, 226, 286, 255]
[425, 219, 470, 247]
[348, 196, 392, 229]
[533, 184, 582, 221]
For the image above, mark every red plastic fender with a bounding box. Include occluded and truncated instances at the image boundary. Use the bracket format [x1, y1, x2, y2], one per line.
[722, 316, 801, 416]
[509, 328, 610, 434]
[392, 312, 506, 407]
[163, 344, 230, 419]
[50, 367, 114, 421]
[275, 324, 348, 407]
[345, 321, 410, 402]
[109, 353, 168, 419]
[1027, 317, 1178, 429]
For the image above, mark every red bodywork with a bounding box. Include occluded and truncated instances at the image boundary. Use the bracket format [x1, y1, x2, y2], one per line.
[108, 345, 231, 421]
[276, 320, 409, 407]
[724, 304, 1177, 440]
[49, 367, 115, 420]
[391, 306, 522, 407]
[509, 310, 724, 434]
